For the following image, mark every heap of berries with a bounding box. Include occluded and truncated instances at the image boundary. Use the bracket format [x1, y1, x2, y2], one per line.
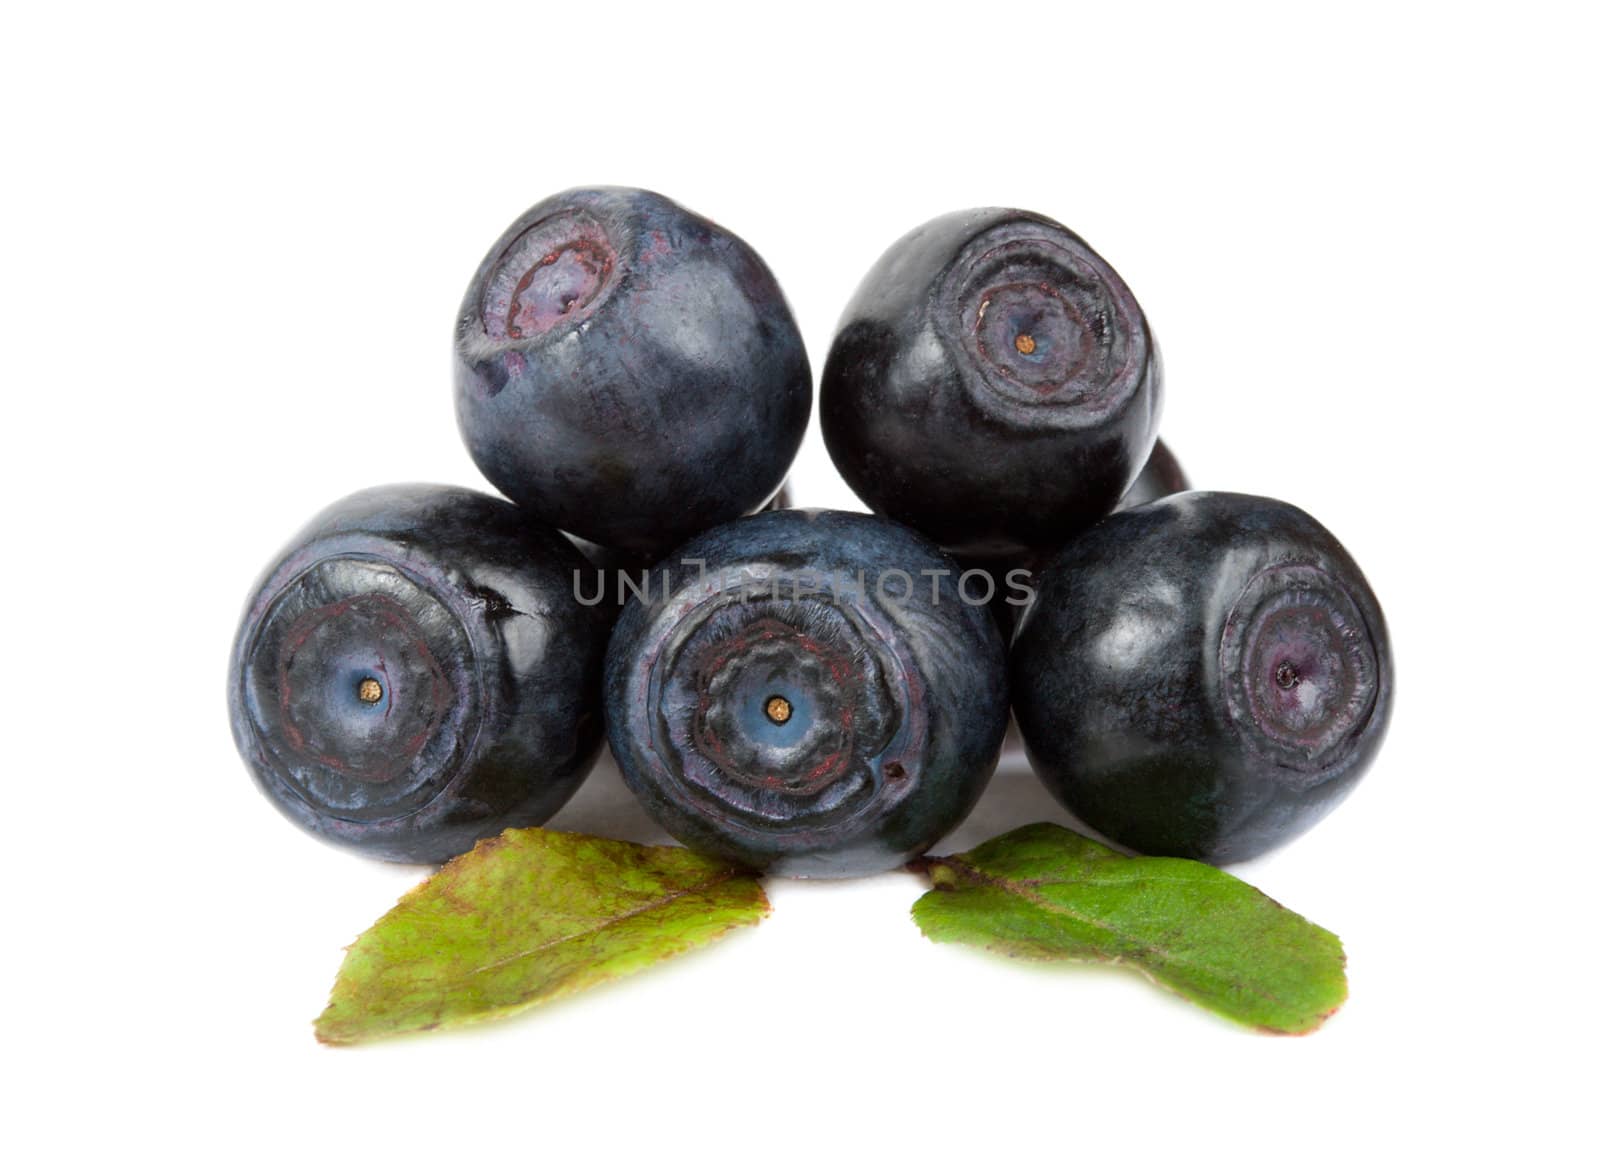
[228, 187, 1392, 875]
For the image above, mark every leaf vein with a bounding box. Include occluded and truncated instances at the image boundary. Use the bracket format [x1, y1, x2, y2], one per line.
[467, 870, 742, 976]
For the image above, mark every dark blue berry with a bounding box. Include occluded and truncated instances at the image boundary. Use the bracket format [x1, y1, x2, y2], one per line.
[1011, 492, 1392, 863]
[564, 481, 793, 617]
[228, 485, 607, 863]
[1117, 438, 1189, 510]
[822, 208, 1161, 559]
[454, 187, 811, 557]
[603, 509, 1010, 877]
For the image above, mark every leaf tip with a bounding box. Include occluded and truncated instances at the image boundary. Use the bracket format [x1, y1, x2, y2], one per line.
[312, 1013, 354, 1047]
[1259, 1002, 1345, 1037]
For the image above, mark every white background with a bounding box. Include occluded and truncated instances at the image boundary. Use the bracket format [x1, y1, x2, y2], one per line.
[5, 2, 1595, 1159]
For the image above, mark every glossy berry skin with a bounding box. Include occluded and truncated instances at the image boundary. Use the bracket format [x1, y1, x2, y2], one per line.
[1116, 438, 1189, 510]
[822, 208, 1162, 559]
[1011, 492, 1392, 864]
[228, 485, 608, 863]
[564, 481, 794, 617]
[604, 509, 1010, 877]
[962, 440, 1189, 645]
[454, 187, 811, 557]
[951, 555, 1038, 645]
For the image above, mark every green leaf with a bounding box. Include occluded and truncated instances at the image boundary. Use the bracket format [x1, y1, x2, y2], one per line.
[910, 823, 1346, 1034]
[315, 828, 769, 1045]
